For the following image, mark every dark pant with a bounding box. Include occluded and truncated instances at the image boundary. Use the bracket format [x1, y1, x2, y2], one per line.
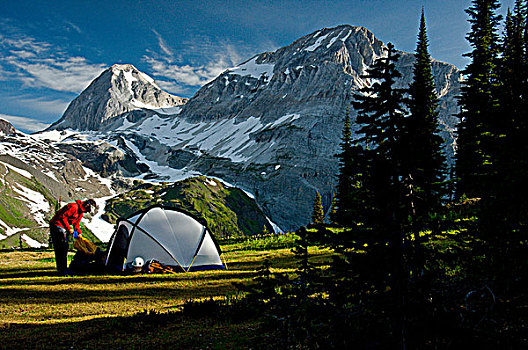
[70, 249, 106, 275]
[50, 225, 69, 273]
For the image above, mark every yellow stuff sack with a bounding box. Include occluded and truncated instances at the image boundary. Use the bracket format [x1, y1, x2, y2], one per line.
[73, 235, 98, 255]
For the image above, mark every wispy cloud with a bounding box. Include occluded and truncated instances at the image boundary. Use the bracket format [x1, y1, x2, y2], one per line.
[0, 113, 50, 133]
[144, 53, 235, 87]
[64, 21, 82, 34]
[143, 30, 272, 95]
[9, 95, 70, 115]
[152, 29, 173, 58]
[152, 79, 191, 96]
[0, 30, 106, 93]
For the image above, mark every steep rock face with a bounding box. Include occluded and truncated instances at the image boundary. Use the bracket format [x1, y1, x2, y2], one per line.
[160, 25, 461, 230]
[48, 64, 188, 131]
[179, 26, 384, 123]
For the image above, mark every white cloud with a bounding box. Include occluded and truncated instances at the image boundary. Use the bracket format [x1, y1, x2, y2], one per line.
[143, 55, 231, 87]
[65, 21, 82, 34]
[8, 50, 36, 59]
[152, 29, 173, 58]
[8, 57, 106, 92]
[143, 31, 267, 94]
[9, 95, 70, 115]
[0, 113, 50, 133]
[0, 32, 106, 93]
[153, 79, 191, 96]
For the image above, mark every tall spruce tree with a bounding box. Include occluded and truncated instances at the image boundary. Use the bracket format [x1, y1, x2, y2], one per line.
[399, 8, 448, 293]
[499, 3, 525, 140]
[497, 4, 526, 193]
[456, 0, 503, 198]
[353, 42, 408, 231]
[334, 105, 361, 226]
[311, 190, 324, 225]
[406, 8, 447, 219]
[354, 43, 407, 170]
[350, 42, 409, 347]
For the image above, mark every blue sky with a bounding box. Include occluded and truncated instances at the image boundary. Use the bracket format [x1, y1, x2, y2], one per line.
[0, 0, 516, 133]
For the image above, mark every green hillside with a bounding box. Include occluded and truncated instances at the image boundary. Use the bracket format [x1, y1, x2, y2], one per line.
[104, 176, 273, 237]
[0, 163, 52, 248]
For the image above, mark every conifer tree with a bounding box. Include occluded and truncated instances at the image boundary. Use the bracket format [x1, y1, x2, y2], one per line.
[496, 4, 526, 190]
[334, 106, 354, 225]
[406, 8, 447, 220]
[352, 42, 408, 230]
[456, 0, 503, 198]
[334, 107, 379, 228]
[354, 43, 407, 170]
[499, 3, 525, 140]
[458, 0, 528, 289]
[349, 42, 409, 347]
[328, 195, 338, 225]
[311, 190, 324, 225]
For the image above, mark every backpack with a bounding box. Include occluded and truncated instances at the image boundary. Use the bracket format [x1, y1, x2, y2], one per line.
[143, 260, 178, 274]
[73, 235, 98, 255]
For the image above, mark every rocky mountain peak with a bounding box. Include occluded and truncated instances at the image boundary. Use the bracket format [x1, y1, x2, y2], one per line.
[109, 64, 162, 91]
[163, 24, 461, 229]
[0, 118, 17, 135]
[292, 25, 382, 54]
[177, 25, 399, 124]
[47, 64, 188, 132]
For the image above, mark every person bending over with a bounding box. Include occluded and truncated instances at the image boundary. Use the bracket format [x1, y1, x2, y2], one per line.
[49, 199, 96, 274]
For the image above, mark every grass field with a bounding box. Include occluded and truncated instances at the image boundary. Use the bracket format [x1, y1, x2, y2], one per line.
[0, 234, 332, 349]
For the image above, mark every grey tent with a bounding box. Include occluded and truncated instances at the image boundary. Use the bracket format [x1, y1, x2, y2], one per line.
[105, 205, 225, 272]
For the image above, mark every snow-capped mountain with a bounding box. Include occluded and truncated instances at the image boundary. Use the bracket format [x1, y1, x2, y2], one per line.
[48, 64, 188, 131]
[0, 119, 114, 247]
[41, 25, 461, 231]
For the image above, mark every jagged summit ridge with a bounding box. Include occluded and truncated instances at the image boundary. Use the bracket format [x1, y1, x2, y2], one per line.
[48, 64, 188, 131]
[177, 24, 447, 125]
[225, 25, 383, 80]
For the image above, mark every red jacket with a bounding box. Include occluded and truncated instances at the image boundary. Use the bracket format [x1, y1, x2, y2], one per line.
[50, 200, 87, 234]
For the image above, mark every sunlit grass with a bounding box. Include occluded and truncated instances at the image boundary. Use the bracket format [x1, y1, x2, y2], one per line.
[0, 234, 331, 326]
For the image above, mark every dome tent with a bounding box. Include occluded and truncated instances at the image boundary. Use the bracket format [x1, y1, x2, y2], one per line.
[105, 205, 225, 272]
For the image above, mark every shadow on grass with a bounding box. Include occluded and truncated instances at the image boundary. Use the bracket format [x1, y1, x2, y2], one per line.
[0, 282, 241, 306]
[0, 269, 59, 279]
[0, 270, 256, 287]
[0, 308, 269, 350]
[0, 249, 303, 285]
